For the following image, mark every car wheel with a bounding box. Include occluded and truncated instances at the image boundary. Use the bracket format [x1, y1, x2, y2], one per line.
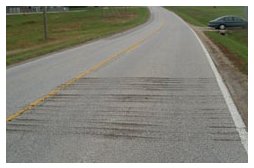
[219, 24, 225, 30]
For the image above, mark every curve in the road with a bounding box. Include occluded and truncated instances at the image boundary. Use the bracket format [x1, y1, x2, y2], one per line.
[6, 7, 247, 162]
[7, 21, 165, 122]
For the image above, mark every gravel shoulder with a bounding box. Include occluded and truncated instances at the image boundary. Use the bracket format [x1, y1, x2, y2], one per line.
[193, 26, 248, 129]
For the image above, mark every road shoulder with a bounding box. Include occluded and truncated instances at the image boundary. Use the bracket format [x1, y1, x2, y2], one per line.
[193, 26, 248, 129]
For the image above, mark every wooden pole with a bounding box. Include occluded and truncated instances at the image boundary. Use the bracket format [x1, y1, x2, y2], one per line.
[43, 6, 48, 40]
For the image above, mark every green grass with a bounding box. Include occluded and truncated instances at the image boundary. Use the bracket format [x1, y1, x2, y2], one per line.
[165, 6, 248, 74]
[206, 31, 247, 61]
[7, 7, 149, 65]
[205, 31, 248, 73]
[165, 6, 247, 26]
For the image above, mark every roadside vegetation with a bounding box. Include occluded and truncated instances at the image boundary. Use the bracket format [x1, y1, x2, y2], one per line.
[7, 7, 149, 65]
[165, 6, 248, 74]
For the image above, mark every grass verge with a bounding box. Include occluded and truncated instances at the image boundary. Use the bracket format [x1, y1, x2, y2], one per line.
[7, 7, 149, 65]
[165, 6, 247, 26]
[165, 6, 248, 74]
[205, 31, 248, 73]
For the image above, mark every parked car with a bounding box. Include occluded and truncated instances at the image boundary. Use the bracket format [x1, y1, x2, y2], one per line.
[208, 16, 248, 29]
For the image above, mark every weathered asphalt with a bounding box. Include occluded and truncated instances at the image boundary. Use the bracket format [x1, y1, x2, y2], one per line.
[6, 7, 247, 162]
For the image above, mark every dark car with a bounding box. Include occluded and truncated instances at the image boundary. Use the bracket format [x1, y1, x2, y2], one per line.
[208, 16, 248, 29]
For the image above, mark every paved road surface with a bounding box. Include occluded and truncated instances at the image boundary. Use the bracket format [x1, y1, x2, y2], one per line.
[6, 7, 247, 162]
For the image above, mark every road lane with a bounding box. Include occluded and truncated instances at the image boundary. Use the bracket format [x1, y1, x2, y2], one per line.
[6, 7, 247, 162]
[6, 7, 160, 117]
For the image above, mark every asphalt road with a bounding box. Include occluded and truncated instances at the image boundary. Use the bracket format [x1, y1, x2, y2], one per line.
[6, 7, 247, 162]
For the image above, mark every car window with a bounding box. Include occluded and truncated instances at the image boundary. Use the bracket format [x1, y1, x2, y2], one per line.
[223, 17, 233, 22]
[234, 17, 243, 22]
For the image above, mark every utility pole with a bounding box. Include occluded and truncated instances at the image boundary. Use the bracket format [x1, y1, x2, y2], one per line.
[43, 6, 48, 40]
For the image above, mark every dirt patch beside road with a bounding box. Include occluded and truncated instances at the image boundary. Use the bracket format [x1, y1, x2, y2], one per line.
[193, 26, 248, 130]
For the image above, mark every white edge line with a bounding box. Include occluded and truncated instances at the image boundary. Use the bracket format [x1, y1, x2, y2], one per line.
[170, 11, 248, 154]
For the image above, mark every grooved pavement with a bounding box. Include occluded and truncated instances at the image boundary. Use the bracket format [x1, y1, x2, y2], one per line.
[6, 7, 247, 162]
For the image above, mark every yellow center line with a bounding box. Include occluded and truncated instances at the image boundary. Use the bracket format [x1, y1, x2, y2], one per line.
[6, 22, 165, 122]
